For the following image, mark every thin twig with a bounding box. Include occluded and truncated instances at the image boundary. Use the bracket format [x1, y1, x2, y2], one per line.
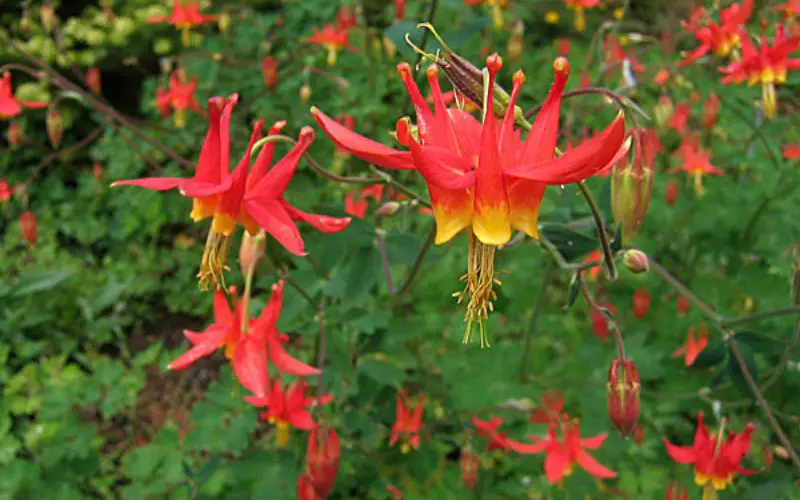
[396, 225, 436, 297]
[316, 296, 329, 409]
[721, 306, 800, 328]
[577, 181, 618, 280]
[375, 228, 396, 294]
[26, 125, 104, 182]
[649, 259, 722, 323]
[579, 273, 625, 360]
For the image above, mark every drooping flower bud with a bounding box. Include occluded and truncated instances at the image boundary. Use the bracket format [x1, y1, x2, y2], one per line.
[633, 424, 645, 446]
[46, 109, 63, 149]
[654, 95, 673, 127]
[665, 480, 688, 500]
[19, 211, 38, 246]
[86, 67, 102, 94]
[297, 473, 322, 500]
[622, 249, 649, 274]
[557, 37, 571, 56]
[632, 288, 650, 318]
[92, 162, 104, 181]
[41, 4, 56, 33]
[393, 0, 406, 21]
[460, 447, 479, 490]
[665, 179, 678, 206]
[376, 201, 401, 218]
[7, 121, 22, 149]
[702, 92, 719, 130]
[305, 425, 340, 498]
[300, 84, 312, 104]
[607, 357, 640, 437]
[676, 295, 689, 317]
[261, 56, 278, 90]
[0, 179, 11, 202]
[611, 129, 656, 241]
[239, 229, 265, 277]
[507, 21, 524, 64]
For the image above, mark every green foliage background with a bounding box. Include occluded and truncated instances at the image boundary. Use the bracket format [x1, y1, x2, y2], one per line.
[1, 0, 800, 498]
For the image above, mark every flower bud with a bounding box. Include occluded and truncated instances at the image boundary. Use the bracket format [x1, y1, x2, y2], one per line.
[507, 21, 524, 64]
[19, 211, 38, 246]
[376, 201, 401, 217]
[393, 0, 406, 21]
[297, 473, 321, 500]
[46, 109, 63, 149]
[665, 179, 678, 206]
[557, 37, 570, 56]
[92, 162, 104, 181]
[86, 67, 102, 94]
[239, 230, 265, 277]
[632, 288, 650, 318]
[633, 424, 645, 446]
[653, 95, 673, 128]
[622, 249, 649, 274]
[299, 84, 312, 104]
[7, 121, 22, 149]
[305, 425, 340, 498]
[218, 12, 232, 33]
[703, 92, 719, 130]
[665, 480, 688, 500]
[676, 296, 689, 317]
[611, 129, 656, 241]
[607, 357, 640, 437]
[261, 56, 278, 90]
[41, 4, 56, 33]
[0, 179, 11, 202]
[460, 447, 479, 490]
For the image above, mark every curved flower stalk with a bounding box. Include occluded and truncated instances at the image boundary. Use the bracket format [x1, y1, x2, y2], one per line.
[113, 94, 351, 288]
[313, 53, 625, 347]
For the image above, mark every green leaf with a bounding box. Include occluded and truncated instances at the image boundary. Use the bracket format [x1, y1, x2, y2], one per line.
[540, 224, 598, 262]
[12, 268, 75, 297]
[358, 356, 405, 387]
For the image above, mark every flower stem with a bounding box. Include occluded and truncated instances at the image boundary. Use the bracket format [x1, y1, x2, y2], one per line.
[578, 181, 618, 280]
[396, 225, 436, 297]
[519, 264, 554, 381]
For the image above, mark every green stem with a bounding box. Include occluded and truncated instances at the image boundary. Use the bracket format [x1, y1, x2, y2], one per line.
[578, 181, 618, 280]
[519, 264, 554, 381]
[721, 306, 800, 328]
[396, 225, 436, 297]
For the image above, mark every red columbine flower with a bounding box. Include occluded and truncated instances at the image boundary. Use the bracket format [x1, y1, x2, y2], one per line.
[460, 447, 479, 489]
[663, 413, 756, 498]
[720, 24, 800, 119]
[393, 0, 406, 21]
[607, 358, 640, 437]
[678, 0, 753, 67]
[0, 179, 11, 202]
[670, 134, 723, 196]
[304, 424, 341, 498]
[0, 72, 47, 119]
[154, 69, 202, 128]
[564, 0, 600, 32]
[530, 391, 565, 425]
[633, 288, 650, 319]
[147, 0, 217, 46]
[249, 377, 332, 447]
[19, 211, 37, 246]
[784, 143, 800, 159]
[603, 35, 645, 81]
[774, 0, 800, 19]
[313, 55, 625, 346]
[114, 96, 349, 287]
[702, 92, 719, 130]
[665, 179, 678, 206]
[672, 326, 709, 367]
[306, 21, 354, 66]
[582, 250, 603, 281]
[668, 103, 691, 133]
[510, 419, 616, 484]
[169, 281, 320, 398]
[390, 392, 424, 453]
[344, 184, 383, 219]
[677, 295, 690, 316]
[654, 68, 670, 85]
[86, 67, 102, 94]
[471, 416, 510, 451]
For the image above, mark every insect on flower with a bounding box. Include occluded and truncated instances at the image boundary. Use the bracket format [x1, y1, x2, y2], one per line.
[663, 413, 756, 499]
[312, 52, 625, 347]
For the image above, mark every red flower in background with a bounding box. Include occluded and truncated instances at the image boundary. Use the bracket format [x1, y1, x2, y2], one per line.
[390, 392, 425, 453]
[344, 184, 383, 219]
[678, 0, 753, 66]
[306, 20, 355, 66]
[564, 0, 600, 32]
[261, 56, 278, 90]
[19, 211, 37, 246]
[677, 295, 690, 316]
[582, 250, 603, 281]
[0, 72, 48, 119]
[168, 281, 320, 398]
[530, 391, 565, 425]
[665, 480, 689, 500]
[590, 303, 617, 341]
[773, 0, 800, 19]
[471, 416, 510, 451]
[603, 36, 645, 76]
[464, 0, 510, 30]
[86, 67, 102, 94]
[148, 0, 216, 46]
[702, 92, 719, 130]
[304, 425, 341, 498]
[784, 144, 800, 159]
[393, 0, 406, 21]
[672, 327, 709, 366]
[668, 103, 691, 133]
[0, 179, 11, 202]
[633, 288, 650, 319]
[250, 378, 332, 446]
[510, 420, 616, 483]
[665, 179, 679, 206]
[460, 447, 479, 489]
[154, 69, 202, 128]
[654, 68, 670, 85]
[670, 134, 723, 196]
[664, 413, 756, 495]
[720, 24, 800, 119]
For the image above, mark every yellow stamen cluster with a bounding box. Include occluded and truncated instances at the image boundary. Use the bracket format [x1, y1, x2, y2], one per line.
[198, 229, 233, 290]
[454, 232, 500, 348]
